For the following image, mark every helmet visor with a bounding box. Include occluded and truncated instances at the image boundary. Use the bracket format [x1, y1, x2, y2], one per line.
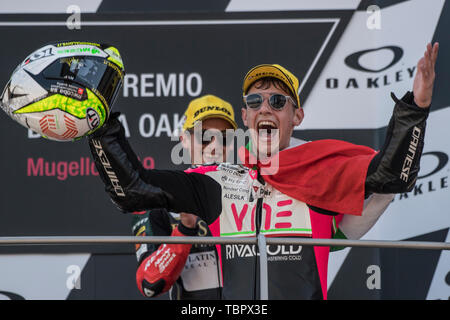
[43, 56, 123, 109]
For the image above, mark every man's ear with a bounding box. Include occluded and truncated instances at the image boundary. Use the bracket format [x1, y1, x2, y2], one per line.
[180, 131, 191, 149]
[241, 107, 248, 127]
[293, 107, 304, 127]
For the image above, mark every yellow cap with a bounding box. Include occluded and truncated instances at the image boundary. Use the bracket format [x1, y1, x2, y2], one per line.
[242, 64, 301, 108]
[182, 94, 237, 131]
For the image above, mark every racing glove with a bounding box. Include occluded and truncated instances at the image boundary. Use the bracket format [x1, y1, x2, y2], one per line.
[135, 224, 197, 298]
[365, 91, 429, 194]
[87, 112, 222, 219]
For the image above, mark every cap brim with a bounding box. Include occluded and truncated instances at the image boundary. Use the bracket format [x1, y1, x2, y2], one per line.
[185, 114, 237, 130]
[243, 64, 300, 108]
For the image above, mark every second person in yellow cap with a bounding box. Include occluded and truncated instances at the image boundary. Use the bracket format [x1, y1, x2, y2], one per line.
[180, 94, 237, 165]
[131, 94, 236, 300]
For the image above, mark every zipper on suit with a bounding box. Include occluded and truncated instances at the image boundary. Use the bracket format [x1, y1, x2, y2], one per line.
[253, 172, 265, 299]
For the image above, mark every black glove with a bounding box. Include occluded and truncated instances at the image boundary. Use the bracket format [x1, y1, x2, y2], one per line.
[365, 91, 429, 194]
[87, 112, 174, 213]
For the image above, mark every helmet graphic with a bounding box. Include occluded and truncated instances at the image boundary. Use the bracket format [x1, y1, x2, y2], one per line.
[0, 41, 125, 141]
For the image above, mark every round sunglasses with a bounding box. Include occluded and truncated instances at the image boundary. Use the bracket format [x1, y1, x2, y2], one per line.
[243, 93, 297, 110]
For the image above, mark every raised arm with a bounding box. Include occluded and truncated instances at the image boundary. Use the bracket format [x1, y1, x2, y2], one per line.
[334, 43, 439, 243]
[365, 42, 439, 195]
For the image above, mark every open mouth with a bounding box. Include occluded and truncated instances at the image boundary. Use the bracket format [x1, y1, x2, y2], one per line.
[257, 120, 278, 138]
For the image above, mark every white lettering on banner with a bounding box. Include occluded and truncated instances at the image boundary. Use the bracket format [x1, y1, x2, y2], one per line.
[155, 114, 171, 137]
[186, 73, 202, 96]
[156, 73, 175, 96]
[123, 74, 138, 97]
[178, 73, 184, 96]
[139, 113, 183, 138]
[140, 114, 155, 137]
[123, 73, 202, 98]
[141, 74, 154, 97]
[118, 113, 130, 137]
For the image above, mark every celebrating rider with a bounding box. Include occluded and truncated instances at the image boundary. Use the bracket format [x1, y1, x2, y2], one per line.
[88, 43, 438, 299]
